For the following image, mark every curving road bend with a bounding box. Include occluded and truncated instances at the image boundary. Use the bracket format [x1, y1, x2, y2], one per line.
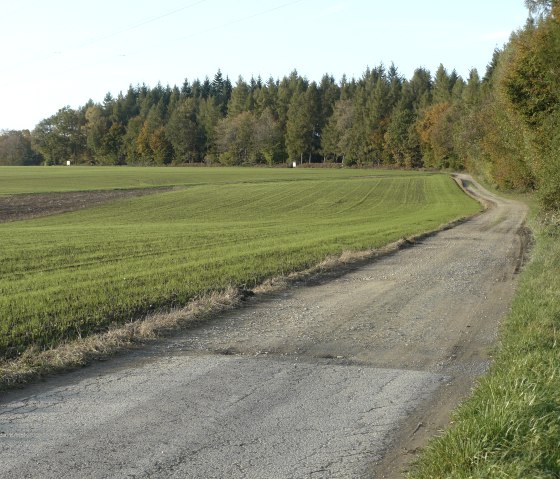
[0, 175, 528, 478]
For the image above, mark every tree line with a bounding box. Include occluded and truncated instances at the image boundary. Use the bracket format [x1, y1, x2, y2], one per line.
[0, 65, 479, 169]
[1, 0, 559, 209]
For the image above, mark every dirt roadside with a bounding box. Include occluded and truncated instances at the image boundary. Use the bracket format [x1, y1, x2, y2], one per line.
[0, 175, 528, 478]
[370, 175, 531, 478]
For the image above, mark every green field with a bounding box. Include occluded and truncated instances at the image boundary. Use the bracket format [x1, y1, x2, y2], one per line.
[0, 167, 480, 359]
[0, 165, 415, 194]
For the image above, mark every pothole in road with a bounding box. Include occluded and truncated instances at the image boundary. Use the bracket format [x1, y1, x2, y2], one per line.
[214, 347, 239, 356]
[315, 353, 346, 360]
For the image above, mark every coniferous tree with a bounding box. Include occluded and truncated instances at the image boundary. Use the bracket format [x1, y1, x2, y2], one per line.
[432, 64, 452, 104]
[305, 82, 322, 162]
[387, 63, 403, 110]
[318, 74, 340, 127]
[228, 77, 251, 117]
[166, 98, 204, 163]
[254, 77, 278, 114]
[384, 106, 419, 167]
[321, 99, 354, 163]
[365, 66, 393, 165]
[408, 68, 433, 113]
[122, 116, 144, 164]
[211, 69, 229, 115]
[167, 86, 181, 118]
[201, 77, 212, 99]
[286, 89, 313, 163]
[198, 96, 222, 162]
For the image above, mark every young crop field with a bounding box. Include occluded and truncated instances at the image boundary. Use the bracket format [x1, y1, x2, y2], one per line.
[0, 165, 415, 194]
[0, 168, 480, 359]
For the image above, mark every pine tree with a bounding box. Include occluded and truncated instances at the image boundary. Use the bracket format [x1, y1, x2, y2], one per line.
[198, 97, 222, 161]
[432, 64, 452, 104]
[318, 74, 340, 129]
[181, 78, 193, 98]
[228, 76, 250, 117]
[286, 90, 313, 163]
[408, 68, 433, 113]
[321, 99, 352, 163]
[201, 77, 211, 99]
[166, 98, 204, 163]
[384, 103, 421, 167]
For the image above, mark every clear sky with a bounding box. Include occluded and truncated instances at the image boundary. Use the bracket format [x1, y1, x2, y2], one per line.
[1, 0, 529, 131]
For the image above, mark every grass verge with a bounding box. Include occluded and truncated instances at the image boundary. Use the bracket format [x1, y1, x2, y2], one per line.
[409, 206, 560, 478]
[0, 287, 243, 390]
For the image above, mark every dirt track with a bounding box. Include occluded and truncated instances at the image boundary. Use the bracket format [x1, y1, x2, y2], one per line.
[0, 175, 528, 478]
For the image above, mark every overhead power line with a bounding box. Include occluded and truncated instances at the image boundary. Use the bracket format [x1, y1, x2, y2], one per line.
[3, 0, 209, 73]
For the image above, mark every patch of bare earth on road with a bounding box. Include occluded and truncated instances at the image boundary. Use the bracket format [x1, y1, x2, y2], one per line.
[0, 188, 172, 223]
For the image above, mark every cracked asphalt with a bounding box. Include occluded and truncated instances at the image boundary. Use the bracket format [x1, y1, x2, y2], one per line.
[0, 175, 528, 478]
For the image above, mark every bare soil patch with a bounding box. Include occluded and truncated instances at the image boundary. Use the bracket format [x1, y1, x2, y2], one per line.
[0, 188, 171, 223]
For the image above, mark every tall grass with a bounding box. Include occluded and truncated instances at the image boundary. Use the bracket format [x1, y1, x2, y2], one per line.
[410, 210, 560, 478]
[0, 171, 479, 358]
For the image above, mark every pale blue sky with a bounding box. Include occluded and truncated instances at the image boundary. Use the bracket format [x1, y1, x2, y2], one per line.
[1, 0, 529, 131]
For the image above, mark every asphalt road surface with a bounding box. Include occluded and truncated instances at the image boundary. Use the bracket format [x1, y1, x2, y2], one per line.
[0, 175, 528, 478]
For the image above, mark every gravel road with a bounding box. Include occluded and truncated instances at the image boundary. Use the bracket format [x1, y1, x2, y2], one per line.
[0, 175, 528, 478]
